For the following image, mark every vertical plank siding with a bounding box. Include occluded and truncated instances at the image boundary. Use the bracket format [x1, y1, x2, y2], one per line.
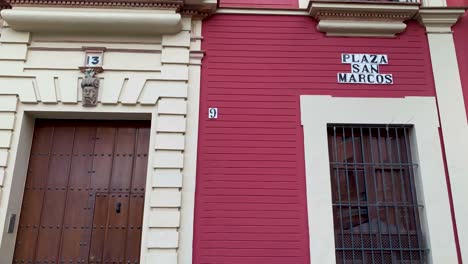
[194, 15, 435, 264]
[219, 0, 298, 8]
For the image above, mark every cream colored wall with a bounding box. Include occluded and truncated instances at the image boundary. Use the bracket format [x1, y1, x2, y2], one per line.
[0, 12, 202, 264]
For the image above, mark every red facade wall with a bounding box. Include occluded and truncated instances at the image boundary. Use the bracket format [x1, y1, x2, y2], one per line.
[219, 0, 298, 9]
[453, 13, 468, 119]
[194, 15, 435, 264]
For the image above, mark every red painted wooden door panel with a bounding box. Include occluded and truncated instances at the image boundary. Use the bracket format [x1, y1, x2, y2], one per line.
[13, 120, 150, 264]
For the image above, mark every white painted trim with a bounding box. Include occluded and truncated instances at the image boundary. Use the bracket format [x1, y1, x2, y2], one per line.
[424, 23, 468, 262]
[300, 96, 457, 264]
[1, 8, 182, 35]
[178, 65, 201, 264]
[299, 0, 309, 9]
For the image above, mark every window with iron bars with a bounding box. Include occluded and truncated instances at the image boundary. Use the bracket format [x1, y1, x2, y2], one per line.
[327, 125, 426, 264]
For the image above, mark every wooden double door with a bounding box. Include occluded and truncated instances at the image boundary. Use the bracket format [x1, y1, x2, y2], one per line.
[13, 120, 150, 264]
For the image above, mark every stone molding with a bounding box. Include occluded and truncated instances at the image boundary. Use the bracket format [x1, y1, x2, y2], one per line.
[6, 0, 181, 8]
[0, 8, 184, 35]
[309, 2, 419, 37]
[417, 8, 466, 33]
[0, 0, 216, 17]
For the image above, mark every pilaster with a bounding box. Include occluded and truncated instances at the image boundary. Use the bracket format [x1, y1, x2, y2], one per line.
[418, 7, 468, 263]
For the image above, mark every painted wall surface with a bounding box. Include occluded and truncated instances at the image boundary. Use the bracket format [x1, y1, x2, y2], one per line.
[447, 0, 468, 6]
[219, 0, 298, 9]
[453, 13, 468, 119]
[194, 14, 435, 264]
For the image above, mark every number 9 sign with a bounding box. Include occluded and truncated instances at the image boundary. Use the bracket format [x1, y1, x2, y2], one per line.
[208, 108, 218, 119]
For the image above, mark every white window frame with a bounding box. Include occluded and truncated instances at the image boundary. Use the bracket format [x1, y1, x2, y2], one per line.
[300, 95, 458, 264]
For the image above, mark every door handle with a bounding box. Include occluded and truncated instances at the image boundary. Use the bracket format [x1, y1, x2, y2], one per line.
[115, 202, 122, 214]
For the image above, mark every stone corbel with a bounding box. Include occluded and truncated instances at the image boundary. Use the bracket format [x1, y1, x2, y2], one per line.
[417, 8, 466, 33]
[309, 2, 419, 38]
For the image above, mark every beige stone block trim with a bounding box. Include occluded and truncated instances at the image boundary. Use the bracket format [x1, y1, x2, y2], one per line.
[162, 31, 191, 48]
[0, 113, 16, 130]
[34, 74, 58, 103]
[161, 64, 189, 81]
[156, 115, 187, 133]
[181, 17, 192, 31]
[0, 28, 31, 44]
[0, 78, 37, 103]
[139, 81, 188, 105]
[158, 98, 187, 115]
[154, 150, 184, 168]
[148, 208, 181, 227]
[0, 169, 5, 187]
[150, 188, 182, 208]
[147, 229, 179, 248]
[0, 131, 13, 149]
[0, 44, 28, 60]
[0, 95, 18, 112]
[152, 170, 183, 188]
[162, 47, 190, 64]
[155, 133, 185, 150]
[0, 150, 8, 167]
[301, 96, 457, 263]
[146, 249, 178, 263]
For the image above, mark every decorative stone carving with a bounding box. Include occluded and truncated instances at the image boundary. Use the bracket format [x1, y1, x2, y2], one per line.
[81, 68, 99, 107]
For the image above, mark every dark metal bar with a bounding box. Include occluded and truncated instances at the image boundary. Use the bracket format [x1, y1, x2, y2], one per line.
[351, 127, 366, 263]
[332, 126, 346, 263]
[403, 127, 425, 263]
[328, 125, 426, 263]
[341, 127, 356, 263]
[385, 126, 405, 263]
[395, 127, 414, 263]
[370, 128, 388, 263]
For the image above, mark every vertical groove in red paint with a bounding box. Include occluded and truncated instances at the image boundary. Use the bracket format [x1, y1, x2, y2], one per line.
[194, 15, 435, 264]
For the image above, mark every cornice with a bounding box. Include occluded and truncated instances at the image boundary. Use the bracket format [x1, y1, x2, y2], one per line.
[0, 0, 217, 17]
[5, 0, 182, 8]
[0, 8, 183, 34]
[417, 8, 466, 33]
[308, 1, 419, 37]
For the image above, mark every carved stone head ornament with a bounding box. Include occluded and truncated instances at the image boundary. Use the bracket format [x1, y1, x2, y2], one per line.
[81, 68, 100, 107]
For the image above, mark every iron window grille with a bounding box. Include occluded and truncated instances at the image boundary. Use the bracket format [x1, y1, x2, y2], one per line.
[327, 125, 426, 264]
